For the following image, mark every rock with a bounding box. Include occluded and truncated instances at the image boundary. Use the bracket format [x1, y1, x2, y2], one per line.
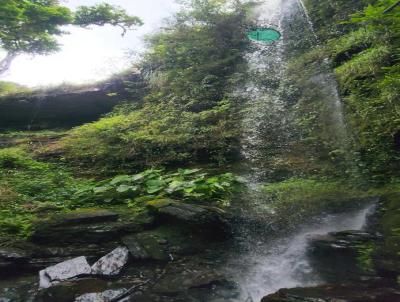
[34, 278, 109, 302]
[122, 226, 207, 262]
[91, 246, 129, 276]
[75, 289, 127, 302]
[261, 284, 400, 302]
[153, 270, 228, 295]
[308, 230, 379, 283]
[39, 256, 91, 288]
[122, 232, 170, 262]
[147, 200, 231, 239]
[51, 210, 119, 225]
[30, 210, 154, 245]
[0, 73, 143, 130]
[29, 242, 119, 270]
[0, 247, 31, 273]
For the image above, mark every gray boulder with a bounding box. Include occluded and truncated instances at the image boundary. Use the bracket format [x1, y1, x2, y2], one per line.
[75, 289, 127, 302]
[91, 246, 129, 276]
[39, 256, 91, 288]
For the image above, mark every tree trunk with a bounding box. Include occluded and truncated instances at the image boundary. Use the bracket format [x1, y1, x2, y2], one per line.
[0, 52, 17, 76]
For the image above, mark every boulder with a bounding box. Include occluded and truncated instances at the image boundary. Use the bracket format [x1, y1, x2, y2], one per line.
[0, 247, 31, 273]
[51, 210, 119, 225]
[122, 231, 171, 262]
[30, 210, 154, 245]
[91, 246, 129, 276]
[261, 284, 400, 302]
[122, 226, 208, 262]
[74, 289, 127, 302]
[308, 230, 379, 283]
[39, 256, 91, 288]
[35, 278, 109, 302]
[147, 200, 231, 239]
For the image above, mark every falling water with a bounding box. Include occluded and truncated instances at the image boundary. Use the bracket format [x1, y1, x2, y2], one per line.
[296, 0, 318, 41]
[227, 0, 365, 300]
[231, 203, 375, 301]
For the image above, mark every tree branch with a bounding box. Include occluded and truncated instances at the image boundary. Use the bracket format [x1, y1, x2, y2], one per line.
[0, 52, 17, 76]
[384, 1, 400, 14]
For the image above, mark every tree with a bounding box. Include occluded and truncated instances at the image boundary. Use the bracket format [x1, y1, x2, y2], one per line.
[0, 0, 142, 75]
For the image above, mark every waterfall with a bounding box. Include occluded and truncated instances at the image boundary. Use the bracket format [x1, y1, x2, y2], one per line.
[227, 0, 363, 300]
[231, 203, 375, 301]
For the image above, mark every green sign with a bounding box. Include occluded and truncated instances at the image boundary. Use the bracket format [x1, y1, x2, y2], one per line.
[247, 28, 281, 43]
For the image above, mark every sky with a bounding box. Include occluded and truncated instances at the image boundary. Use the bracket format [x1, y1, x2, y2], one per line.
[0, 0, 180, 87]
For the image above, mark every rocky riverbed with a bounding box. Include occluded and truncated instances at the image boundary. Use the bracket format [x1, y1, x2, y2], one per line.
[1, 196, 400, 302]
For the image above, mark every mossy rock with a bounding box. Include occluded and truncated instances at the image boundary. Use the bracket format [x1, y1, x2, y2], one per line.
[146, 199, 231, 239]
[30, 209, 154, 245]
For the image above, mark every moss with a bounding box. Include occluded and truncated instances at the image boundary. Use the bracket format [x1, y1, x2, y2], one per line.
[147, 199, 175, 210]
[261, 178, 374, 229]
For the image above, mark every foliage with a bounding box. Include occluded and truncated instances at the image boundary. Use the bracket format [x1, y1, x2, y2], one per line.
[60, 0, 250, 169]
[0, 147, 83, 237]
[288, 0, 400, 182]
[333, 0, 400, 181]
[303, 0, 368, 40]
[74, 3, 142, 35]
[0, 146, 239, 237]
[0, 81, 30, 97]
[61, 100, 240, 169]
[0, 0, 142, 73]
[262, 178, 371, 228]
[72, 168, 240, 208]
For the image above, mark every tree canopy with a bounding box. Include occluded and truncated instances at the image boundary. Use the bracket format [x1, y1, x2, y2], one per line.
[0, 0, 142, 74]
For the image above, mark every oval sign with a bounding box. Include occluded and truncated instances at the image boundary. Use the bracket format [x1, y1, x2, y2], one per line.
[247, 28, 281, 44]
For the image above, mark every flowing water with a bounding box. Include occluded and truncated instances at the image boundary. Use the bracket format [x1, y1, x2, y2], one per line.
[228, 0, 367, 300]
[229, 203, 375, 301]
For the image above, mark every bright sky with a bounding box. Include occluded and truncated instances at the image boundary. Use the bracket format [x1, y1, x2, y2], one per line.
[0, 0, 180, 87]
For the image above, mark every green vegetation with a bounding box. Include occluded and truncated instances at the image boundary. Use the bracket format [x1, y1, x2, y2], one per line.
[61, 100, 239, 170]
[0, 0, 142, 74]
[60, 0, 250, 169]
[333, 0, 400, 181]
[74, 168, 239, 208]
[288, 0, 400, 182]
[0, 81, 30, 97]
[0, 146, 239, 238]
[262, 178, 371, 227]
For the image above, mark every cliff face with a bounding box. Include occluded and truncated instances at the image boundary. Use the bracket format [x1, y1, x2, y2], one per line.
[0, 73, 144, 130]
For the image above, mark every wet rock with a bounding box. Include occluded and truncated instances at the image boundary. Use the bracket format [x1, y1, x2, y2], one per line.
[308, 230, 379, 282]
[122, 226, 206, 262]
[122, 232, 170, 262]
[261, 284, 400, 302]
[147, 200, 231, 239]
[0, 248, 31, 272]
[30, 210, 154, 245]
[29, 242, 119, 270]
[35, 278, 109, 302]
[39, 256, 91, 288]
[153, 271, 229, 295]
[91, 246, 129, 276]
[75, 288, 127, 302]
